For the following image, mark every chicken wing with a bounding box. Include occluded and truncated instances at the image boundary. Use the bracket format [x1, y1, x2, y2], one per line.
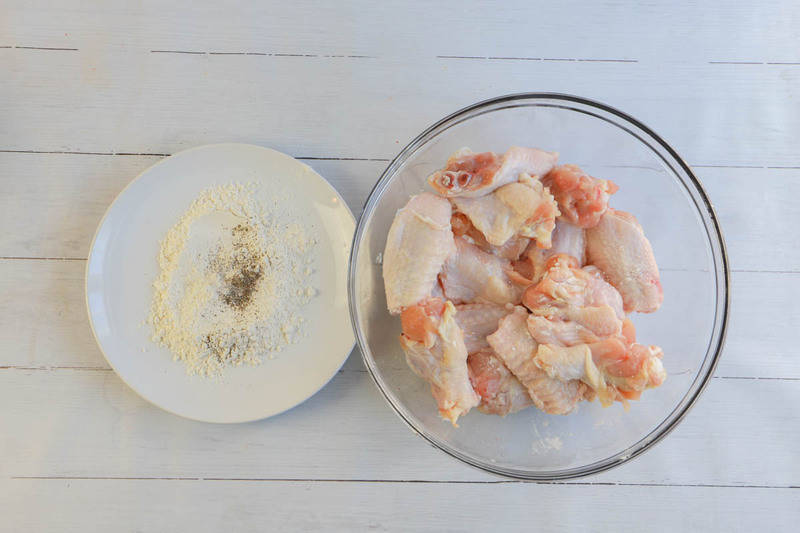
[486, 307, 586, 415]
[535, 337, 666, 406]
[510, 219, 586, 287]
[387, 146, 666, 421]
[454, 303, 508, 353]
[452, 174, 559, 247]
[440, 237, 523, 305]
[401, 298, 446, 348]
[522, 254, 624, 340]
[585, 208, 663, 313]
[467, 349, 533, 416]
[428, 146, 559, 198]
[400, 301, 480, 425]
[543, 164, 617, 228]
[383, 193, 456, 314]
[526, 314, 604, 346]
[451, 212, 530, 260]
[549, 219, 586, 265]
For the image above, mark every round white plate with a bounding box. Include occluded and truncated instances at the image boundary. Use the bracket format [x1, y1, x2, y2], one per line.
[86, 143, 356, 423]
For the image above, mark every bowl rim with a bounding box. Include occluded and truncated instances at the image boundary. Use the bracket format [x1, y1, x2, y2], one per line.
[348, 92, 730, 480]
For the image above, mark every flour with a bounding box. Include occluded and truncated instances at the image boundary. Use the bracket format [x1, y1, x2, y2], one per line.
[148, 182, 316, 377]
[530, 422, 563, 454]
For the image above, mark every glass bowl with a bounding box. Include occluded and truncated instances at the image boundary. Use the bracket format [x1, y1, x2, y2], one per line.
[348, 93, 729, 479]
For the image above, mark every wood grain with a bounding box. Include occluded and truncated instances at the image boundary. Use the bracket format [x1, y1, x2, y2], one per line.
[2, 1, 799, 528]
[5, 478, 799, 532]
[1, 365, 798, 487]
[0, 153, 382, 259]
[1, 153, 799, 274]
[4, 1, 797, 62]
[0, 258, 797, 378]
[1, 49, 798, 166]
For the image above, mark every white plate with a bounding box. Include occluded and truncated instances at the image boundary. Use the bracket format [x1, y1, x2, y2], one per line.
[86, 143, 356, 423]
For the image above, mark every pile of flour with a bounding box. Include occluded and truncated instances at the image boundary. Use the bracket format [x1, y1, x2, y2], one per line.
[148, 182, 316, 377]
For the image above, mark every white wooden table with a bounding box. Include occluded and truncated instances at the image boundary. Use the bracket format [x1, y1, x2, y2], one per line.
[2, 2, 799, 530]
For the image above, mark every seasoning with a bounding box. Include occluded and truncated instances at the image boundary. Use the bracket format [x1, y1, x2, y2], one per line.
[219, 224, 265, 310]
[148, 182, 317, 377]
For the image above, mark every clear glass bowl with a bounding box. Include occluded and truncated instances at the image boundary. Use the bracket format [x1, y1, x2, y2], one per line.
[348, 93, 729, 479]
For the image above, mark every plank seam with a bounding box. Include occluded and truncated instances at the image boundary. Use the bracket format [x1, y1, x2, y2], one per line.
[694, 164, 800, 170]
[152, 50, 375, 58]
[0, 150, 389, 161]
[0, 151, 794, 168]
[4, 45, 78, 51]
[0, 366, 363, 375]
[710, 60, 800, 65]
[9, 476, 799, 489]
[0, 256, 86, 261]
[436, 55, 637, 63]
[0, 150, 168, 156]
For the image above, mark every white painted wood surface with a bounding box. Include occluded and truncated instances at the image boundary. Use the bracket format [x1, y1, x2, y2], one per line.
[1, 1, 798, 530]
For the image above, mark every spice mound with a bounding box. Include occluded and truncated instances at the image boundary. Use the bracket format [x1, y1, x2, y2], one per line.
[148, 182, 316, 377]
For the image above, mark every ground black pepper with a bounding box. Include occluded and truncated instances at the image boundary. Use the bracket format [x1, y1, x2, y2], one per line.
[220, 224, 264, 310]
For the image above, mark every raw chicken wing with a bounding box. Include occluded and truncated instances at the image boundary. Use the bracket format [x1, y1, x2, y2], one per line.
[452, 174, 559, 247]
[401, 298, 446, 347]
[400, 301, 480, 425]
[454, 303, 508, 353]
[527, 314, 605, 346]
[451, 212, 530, 260]
[440, 237, 523, 305]
[510, 219, 586, 287]
[522, 254, 624, 341]
[428, 146, 558, 198]
[548, 219, 586, 265]
[467, 349, 533, 416]
[487, 307, 586, 415]
[385, 145, 667, 423]
[543, 164, 618, 228]
[383, 193, 456, 314]
[535, 337, 666, 406]
[585, 208, 663, 313]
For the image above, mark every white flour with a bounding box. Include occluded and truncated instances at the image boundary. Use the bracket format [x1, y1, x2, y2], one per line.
[148, 182, 316, 377]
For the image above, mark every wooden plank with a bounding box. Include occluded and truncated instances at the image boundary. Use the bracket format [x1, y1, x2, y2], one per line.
[1, 154, 799, 272]
[0, 254, 796, 378]
[0, 259, 363, 372]
[720, 272, 800, 379]
[4, 0, 798, 63]
[4, 479, 799, 533]
[2, 0, 797, 527]
[0, 260, 103, 368]
[0, 154, 162, 260]
[0, 153, 383, 258]
[0, 366, 797, 486]
[699, 167, 800, 273]
[1, 50, 798, 166]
